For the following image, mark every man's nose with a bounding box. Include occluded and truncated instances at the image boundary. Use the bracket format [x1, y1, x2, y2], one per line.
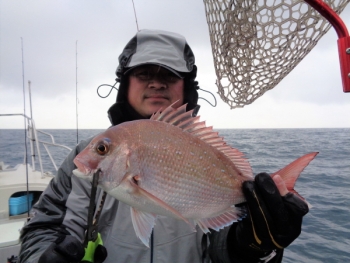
[148, 79, 167, 89]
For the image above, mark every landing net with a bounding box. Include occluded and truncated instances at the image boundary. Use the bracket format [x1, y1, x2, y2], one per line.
[203, 0, 349, 109]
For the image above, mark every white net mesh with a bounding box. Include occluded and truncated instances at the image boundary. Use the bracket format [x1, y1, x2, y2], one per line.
[203, 0, 349, 109]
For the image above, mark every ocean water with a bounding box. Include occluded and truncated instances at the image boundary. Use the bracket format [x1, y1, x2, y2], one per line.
[0, 128, 349, 262]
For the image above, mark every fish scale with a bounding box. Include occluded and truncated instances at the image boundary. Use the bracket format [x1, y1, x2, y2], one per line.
[138, 148, 236, 210]
[73, 103, 318, 247]
[133, 119, 241, 214]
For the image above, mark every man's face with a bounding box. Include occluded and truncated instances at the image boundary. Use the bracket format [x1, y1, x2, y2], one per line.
[127, 65, 185, 117]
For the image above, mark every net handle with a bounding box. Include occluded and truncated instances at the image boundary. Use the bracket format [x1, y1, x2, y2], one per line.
[304, 0, 350, 92]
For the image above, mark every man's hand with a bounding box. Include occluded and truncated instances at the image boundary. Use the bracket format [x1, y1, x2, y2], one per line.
[38, 235, 85, 263]
[227, 172, 309, 262]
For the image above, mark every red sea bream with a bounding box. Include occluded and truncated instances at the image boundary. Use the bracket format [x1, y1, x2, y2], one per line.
[73, 104, 317, 247]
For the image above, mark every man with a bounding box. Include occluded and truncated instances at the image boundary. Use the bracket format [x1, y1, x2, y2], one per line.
[19, 29, 308, 263]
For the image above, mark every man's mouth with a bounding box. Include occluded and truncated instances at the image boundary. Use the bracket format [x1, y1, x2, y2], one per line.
[144, 94, 169, 100]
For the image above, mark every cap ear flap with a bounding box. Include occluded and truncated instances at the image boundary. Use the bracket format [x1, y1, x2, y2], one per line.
[184, 43, 196, 72]
[180, 63, 199, 114]
[184, 80, 199, 113]
[116, 77, 129, 103]
[116, 36, 137, 78]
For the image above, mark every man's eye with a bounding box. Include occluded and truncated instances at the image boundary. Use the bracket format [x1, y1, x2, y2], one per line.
[165, 74, 179, 83]
[135, 71, 151, 80]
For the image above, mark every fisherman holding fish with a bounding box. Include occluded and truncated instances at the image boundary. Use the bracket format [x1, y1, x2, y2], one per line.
[19, 30, 313, 263]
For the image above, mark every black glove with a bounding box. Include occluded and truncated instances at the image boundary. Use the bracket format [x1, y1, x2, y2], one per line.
[81, 244, 108, 263]
[38, 235, 107, 263]
[227, 173, 309, 263]
[90, 245, 108, 263]
[38, 235, 85, 263]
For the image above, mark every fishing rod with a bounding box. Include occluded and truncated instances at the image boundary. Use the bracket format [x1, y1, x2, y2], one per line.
[131, 0, 139, 32]
[21, 38, 31, 218]
[76, 40, 79, 144]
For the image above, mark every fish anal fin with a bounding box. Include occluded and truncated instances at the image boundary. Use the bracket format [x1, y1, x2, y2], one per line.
[130, 207, 156, 247]
[194, 206, 243, 234]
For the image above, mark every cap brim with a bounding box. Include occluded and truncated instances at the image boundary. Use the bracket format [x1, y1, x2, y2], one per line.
[124, 63, 184, 79]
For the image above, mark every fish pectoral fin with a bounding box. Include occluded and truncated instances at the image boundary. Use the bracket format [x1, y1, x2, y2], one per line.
[120, 173, 195, 229]
[195, 206, 243, 233]
[130, 207, 156, 248]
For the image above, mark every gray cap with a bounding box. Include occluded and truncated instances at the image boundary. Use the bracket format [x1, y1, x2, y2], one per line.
[116, 29, 196, 79]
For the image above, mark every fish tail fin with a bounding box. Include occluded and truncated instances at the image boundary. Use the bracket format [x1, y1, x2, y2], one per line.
[272, 152, 318, 202]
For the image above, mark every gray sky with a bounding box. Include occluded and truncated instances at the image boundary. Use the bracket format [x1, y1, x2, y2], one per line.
[1, 0, 350, 129]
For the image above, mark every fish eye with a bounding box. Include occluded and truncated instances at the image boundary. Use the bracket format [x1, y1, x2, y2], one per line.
[96, 141, 109, 155]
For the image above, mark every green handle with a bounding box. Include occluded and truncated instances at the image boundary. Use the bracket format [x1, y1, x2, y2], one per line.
[81, 233, 103, 263]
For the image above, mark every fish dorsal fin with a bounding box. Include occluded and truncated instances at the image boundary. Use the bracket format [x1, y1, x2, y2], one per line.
[151, 104, 253, 179]
[151, 103, 188, 122]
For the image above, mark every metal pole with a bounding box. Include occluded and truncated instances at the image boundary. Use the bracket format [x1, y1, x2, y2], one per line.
[28, 81, 36, 171]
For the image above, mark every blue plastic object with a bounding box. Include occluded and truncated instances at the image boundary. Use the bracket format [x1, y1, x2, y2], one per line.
[9, 193, 34, 216]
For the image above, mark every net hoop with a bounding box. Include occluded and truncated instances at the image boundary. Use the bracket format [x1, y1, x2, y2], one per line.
[203, 0, 350, 109]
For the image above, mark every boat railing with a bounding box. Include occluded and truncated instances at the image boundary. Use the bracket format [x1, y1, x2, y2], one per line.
[0, 113, 72, 177]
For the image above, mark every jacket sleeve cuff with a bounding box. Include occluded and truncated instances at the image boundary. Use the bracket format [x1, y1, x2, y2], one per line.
[208, 223, 284, 263]
[226, 223, 284, 263]
[207, 226, 232, 263]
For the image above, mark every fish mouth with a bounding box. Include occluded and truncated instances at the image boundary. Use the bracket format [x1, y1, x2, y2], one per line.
[73, 159, 96, 180]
